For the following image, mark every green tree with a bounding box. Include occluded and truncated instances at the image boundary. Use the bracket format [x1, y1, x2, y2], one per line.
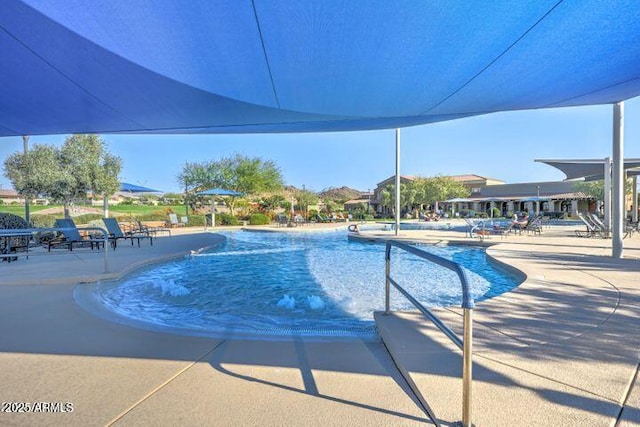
[379, 183, 417, 217]
[574, 179, 633, 202]
[3, 134, 122, 218]
[416, 176, 469, 210]
[295, 189, 319, 219]
[574, 180, 605, 201]
[177, 153, 283, 215]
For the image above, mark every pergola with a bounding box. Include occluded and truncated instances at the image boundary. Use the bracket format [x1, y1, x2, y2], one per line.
[2, 1, 640, 256]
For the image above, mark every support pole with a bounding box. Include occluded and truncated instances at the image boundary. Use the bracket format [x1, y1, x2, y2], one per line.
[462, 308, 473, 427]
[604, 156, 611, 231]
[612, 102, 624, 259]
[633, 176, 638, 224]
[22, 136, 30, 224]
[395, 129, 401, 236]
[103, 195, 109, 218]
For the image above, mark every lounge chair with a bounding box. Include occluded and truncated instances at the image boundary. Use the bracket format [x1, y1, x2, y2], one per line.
[180, 216, 189, 227]
[463, 218, 484, 238]
[575, 213, 604, 238]
[523, 215, 543, 235]
[589, 213, 611, 238]
[137, 220, 171, 237]
[275, 214, 288, 227]
[168, 213, 184, 228]
[293, 214, 306, 225]
[511, 214, 531, 234]
[316, 213, 332, 223]
[103, 217, 153, 248]
[48, 218, 105, 251]
[490, 221, 513, 238]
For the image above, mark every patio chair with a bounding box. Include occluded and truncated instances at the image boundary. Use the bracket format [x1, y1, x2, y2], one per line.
[275, 214, 288, 227]
[463, 217, 482, 238]
[588, 213, 611, 237]
[315, 213, 332, 223]
[293, 214, 306, 225]
[180, 216, 189, 226]
[168, 213, 184, 228]
[575, 213, 603, 238]
[48, 218, 105, 251]
[103, 217, 153, 248]
[523, 215, 543, 235]
[511, 214, 531, 234]
[490, 221, 513, 239]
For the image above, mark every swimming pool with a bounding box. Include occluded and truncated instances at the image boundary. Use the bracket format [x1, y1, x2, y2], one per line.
[88, 230, 522, 338]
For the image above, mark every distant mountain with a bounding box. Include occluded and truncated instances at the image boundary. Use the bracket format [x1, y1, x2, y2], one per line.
[319, 186, 362, 202]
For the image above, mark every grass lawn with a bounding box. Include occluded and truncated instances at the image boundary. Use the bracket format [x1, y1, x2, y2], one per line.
[0, 205, 52, 216]
[0, 204, 187, 218]
[109, 205, 187, 216]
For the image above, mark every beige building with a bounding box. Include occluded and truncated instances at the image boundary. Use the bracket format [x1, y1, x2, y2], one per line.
[372, 174, 504, 215]
[0, 189, 25, 205]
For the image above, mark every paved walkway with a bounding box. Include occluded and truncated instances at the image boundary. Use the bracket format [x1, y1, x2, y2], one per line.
[0, 222, 638, 426]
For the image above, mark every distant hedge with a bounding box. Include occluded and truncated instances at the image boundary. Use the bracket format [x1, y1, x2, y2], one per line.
[249, 213, 270, 225]
[216, 213, 239, 226]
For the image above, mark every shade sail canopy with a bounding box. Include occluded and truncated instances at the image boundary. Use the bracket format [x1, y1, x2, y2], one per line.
[120, 182, 161, 193]
[535, 159, 640, 180]
[196, 188, 242, 197]
[2, 1, 640, 136]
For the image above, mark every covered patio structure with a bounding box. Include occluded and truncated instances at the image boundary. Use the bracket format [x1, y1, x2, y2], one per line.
[2, 4, 640, 426]
[537, 158, 640, 256]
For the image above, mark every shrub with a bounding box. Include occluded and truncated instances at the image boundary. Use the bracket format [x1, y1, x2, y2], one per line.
[487, 207, 501, 218]
[186, 215, 205, 227]
[215, 213, 239, 226]
[30, 214, 57, 228]
[249, 213, 270, 225]
[73, 213, 103, 225]
[0, 212, 30, 252]
[0, 212, 29, 229]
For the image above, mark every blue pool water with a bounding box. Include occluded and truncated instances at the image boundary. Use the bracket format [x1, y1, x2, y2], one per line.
[92, 230, 522, 338]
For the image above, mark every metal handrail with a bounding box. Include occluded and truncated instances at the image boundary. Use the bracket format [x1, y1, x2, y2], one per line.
[0, 227, 110, 273]
[385, 240, 474, 427]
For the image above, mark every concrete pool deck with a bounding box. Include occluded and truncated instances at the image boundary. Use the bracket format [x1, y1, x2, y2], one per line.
[0, 222, 638, 426]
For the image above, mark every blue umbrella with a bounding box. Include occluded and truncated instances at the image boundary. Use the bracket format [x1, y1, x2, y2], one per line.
[195, 188, 242, 227]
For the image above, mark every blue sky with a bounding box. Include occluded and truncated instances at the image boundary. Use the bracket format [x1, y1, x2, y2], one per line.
[1, 98, 639, 194]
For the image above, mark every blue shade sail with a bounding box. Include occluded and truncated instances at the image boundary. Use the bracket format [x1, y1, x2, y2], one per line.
[1, 1, 640, 136]
[120, 182, 161, 193]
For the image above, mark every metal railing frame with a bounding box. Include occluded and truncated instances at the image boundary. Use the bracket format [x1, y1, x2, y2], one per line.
[385, 240, 474, 427]
[0, 227, 110, 273]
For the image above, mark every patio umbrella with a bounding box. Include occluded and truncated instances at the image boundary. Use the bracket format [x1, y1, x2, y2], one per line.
[109, 182, 162, 218]
[195, 188, 242, 227]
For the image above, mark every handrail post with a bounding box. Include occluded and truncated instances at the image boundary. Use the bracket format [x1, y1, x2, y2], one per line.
[462, 308, 473, 427]
[384, 240, 474, 426]
[385, 243, 391, 314]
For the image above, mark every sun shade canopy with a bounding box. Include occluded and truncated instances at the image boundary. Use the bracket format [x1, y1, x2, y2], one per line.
[120, 182, 161, 193]
[2, 1, 640, 136]
[535, 159, 640, 180]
